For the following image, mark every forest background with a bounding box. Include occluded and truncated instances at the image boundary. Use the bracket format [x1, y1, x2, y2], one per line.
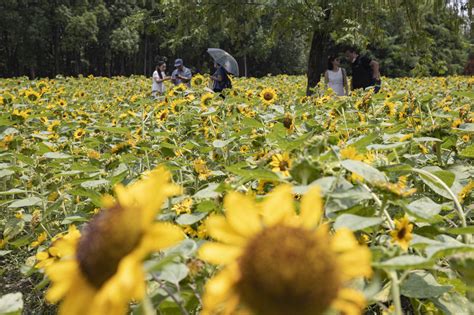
[0, 0, 473, 81]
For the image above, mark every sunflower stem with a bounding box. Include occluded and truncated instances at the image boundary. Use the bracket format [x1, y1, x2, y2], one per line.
[361, 183, 395, 230]
[389, 271, 403, 315]
[412, 168, 470, 243]
[152, 275, 189, 315]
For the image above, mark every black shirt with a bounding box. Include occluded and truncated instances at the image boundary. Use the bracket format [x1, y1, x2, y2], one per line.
[351, 55, 374, 89]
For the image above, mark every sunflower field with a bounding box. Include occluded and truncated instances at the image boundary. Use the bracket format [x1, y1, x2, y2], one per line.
[0, 75, 473, 315]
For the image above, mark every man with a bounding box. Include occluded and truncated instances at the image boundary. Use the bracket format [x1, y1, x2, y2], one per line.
[345, 47, 381, 93]
[171, 58, 192, 87]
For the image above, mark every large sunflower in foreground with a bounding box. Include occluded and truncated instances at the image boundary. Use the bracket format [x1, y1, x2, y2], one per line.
[198, 185, 372, 315]
[43, 167, 184, 315]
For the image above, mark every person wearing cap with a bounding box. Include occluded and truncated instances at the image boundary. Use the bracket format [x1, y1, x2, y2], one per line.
[171, 59, 192, 87]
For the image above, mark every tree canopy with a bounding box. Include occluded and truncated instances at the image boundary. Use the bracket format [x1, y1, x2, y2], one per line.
[0, 0, 472, 80]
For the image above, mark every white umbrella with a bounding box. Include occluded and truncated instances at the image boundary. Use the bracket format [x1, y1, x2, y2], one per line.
[207, 48, 239, 76]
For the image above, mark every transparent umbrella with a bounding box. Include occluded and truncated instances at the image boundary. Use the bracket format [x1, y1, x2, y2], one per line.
[207, 48, 239, 76]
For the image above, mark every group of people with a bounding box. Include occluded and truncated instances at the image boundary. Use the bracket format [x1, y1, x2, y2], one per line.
[152, 49, 380, 99]
[152, 58, 231, 97]
[324, 47, 381, 96]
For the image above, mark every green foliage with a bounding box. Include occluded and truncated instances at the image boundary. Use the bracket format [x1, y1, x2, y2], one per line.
[0, 0, 471, 78]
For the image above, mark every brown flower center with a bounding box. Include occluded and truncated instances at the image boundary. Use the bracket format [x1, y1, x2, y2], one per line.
[279, 160, 289, 171]
[76, 203, 142, 289]
[283, 117, 293, 129]
[397, 227, 407, 239]
[237, 225, 341, 315]
[263, 92, 274, 101]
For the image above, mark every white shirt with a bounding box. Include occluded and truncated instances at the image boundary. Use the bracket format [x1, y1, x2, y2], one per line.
[326, 68, 345, 96]
[152, 71, 166, 93]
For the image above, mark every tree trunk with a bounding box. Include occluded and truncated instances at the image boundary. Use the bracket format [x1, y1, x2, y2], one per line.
[244, 54, 248, 77]
[144, 35, 148, 75]
[469, 0, 474, 40]
[306, 28, 330, 96]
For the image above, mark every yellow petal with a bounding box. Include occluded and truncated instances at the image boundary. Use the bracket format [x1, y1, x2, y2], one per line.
[138, 222, 184, 255]
[331, 228, 359, 252]
[199, 242, 242, 265]
[206, 215, 247, 245]
[261, 185, 294, 226]
[299, 185, 323, 229]
[57, 275, 96, 315]
[332, 228, 372, 280]
[36, 251, 49, 261]
[332, 288, 366, 315]
[203, 264, 240, 313]
[46, 261, 83, 303]
[224, 192, 261, 237]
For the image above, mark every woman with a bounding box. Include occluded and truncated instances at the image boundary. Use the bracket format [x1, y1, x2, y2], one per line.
[152, 61, 171, 97]
[211, 63, 231, 93]
[324, 56, 349, 96]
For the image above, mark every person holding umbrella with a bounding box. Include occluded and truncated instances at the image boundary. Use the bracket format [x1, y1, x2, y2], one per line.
[207, 48, 239, 95]
[171, 58, 192, 87]
[211, 63, 232, 93]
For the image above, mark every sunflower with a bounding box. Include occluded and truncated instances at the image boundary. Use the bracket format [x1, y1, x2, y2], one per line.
[191, 74, 205, 87]
[43, 167, 184, 315]
[282, 113, 294, 132]
[201, 93, 214, 107]
[340, 146, 364, 161]
[458, 180, 474, 204]
[260, 88, 277, 105]
[198, 185, 372, 315]
[270, 152, 292, 177]
[73, 128, 86, 139]
[156, 109, 169, 124]
[390, 215, 413, 251]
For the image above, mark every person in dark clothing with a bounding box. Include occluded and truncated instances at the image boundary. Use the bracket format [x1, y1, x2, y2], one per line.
[463, 53, 474, 76]
[211, 63, 232, 93]
[345, 48, 381, 93]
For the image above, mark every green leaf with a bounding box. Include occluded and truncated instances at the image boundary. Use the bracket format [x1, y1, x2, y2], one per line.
[406, 197, 442, 220]
[157, 263, 189, 286]
[400, 271, 452, 298]
[430, 291, 473, 315]
[425, 238, 474, 259]
[0, 189, 26, 196]
[341, 160, 387, 184]
[96, 126, 130, 134]
[8, 197, 42, 208]
[242, 117, 264, 128]
[442, 226, 474, 235]
[375, 255, 432, 269]
[418, 168, 455, 200]
[334, 214, 383, 231]
[290, 160, 320, 185]
[193, 183, 220, 199]
[457, 123, 474, 132]
[226, 165, 279, 181]
[0, 292, 23, 315]
[61, 216, 89, 225]
[42, 152, 72, 159]
[352, 133, 379, 152]
[176, 212, 207, 225]
[0, 250, 12, 257]
[80, 179, 110, 188]
[0, 169, 14, 178]
[212, 138, 235, 148]
[459, 144, 474, 158]
[196, 200, 217, 213]
[164, 239, 198, 258]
